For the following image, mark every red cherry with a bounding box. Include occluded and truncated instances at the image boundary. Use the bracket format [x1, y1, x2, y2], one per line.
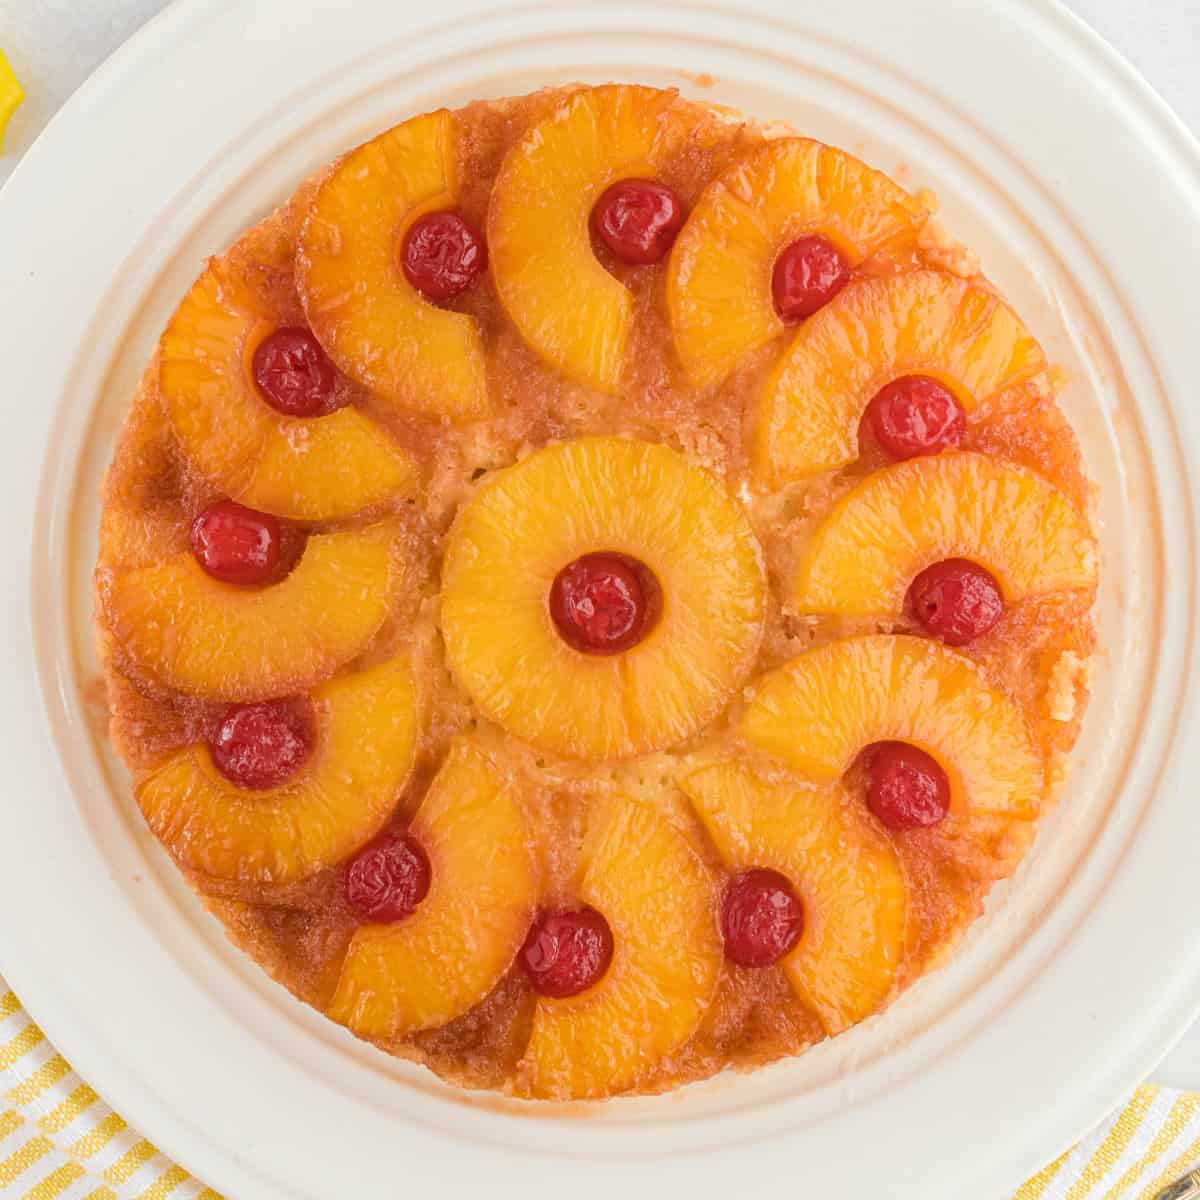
[519, 906, 614, 998]
[549, 553, 657, 655]
[251, 327, 338, 417]
[590, 179, 685, 265]
[401, 209, 488, 301]
[210, 700, 311, 790]
[345, 834, 432, 923]
[907, 558, 1004, 646]
[771, 235, 851, 321]
[865, 375, 966, 460]
[190, 500, 283, 586]
[720, 868, 804, 968]
[864, 741, 951, 830]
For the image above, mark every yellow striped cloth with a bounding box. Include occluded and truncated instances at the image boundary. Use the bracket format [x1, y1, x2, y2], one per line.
[0, 974, 1194, 1199]
[0, 983, 219, 1200]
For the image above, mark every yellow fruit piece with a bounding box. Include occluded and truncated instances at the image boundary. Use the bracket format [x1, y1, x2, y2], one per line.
[105, 522, 397, 701]
[136, 658, 418, 884]
[0, 51, 23, 154]
[329, 740, 538, 1038]
[755, 270, 1046, 486]
[740, 635, 1043, 817]
[488, 85, 683, 392]
[160, 265, 417, 520]
[440, 437, 765, 759]
[794, 452, 1097, 615]
[297, 109, 489, 419]
[682, 761, 907, 1033]
[521, 792, 721, 1098]
[667, 138, 927, 387]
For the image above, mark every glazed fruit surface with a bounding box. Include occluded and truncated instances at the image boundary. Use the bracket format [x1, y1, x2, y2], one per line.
[95, 84, 1097, 1101]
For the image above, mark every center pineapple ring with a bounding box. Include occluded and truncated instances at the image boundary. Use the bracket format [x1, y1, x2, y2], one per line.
[96, 84, 1099, 1101]
[441, 437, 767, 760]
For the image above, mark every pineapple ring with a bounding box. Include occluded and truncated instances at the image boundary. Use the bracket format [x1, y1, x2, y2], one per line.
[160, 264, 417, 521]
[136, 658, 418, 885]
[740, 634, 1044, 818]
[682, 761, 907, 1034]
[754, 270, 1047, 486]
[794, 452, 1097, 615]
[488, 85, 685, 393]
[440, 437, 767, 760]
[296, 109, 490, 420]
[520, 791, 721, 1099]
[104, 522, 397, 701]
[666, 138, 927, 388]
[329, 739, 538, 1038]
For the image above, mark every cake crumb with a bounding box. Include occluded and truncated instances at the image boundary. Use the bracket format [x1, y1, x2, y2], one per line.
[1046, 651, 1087, 722]
[917, 215, 980, 278]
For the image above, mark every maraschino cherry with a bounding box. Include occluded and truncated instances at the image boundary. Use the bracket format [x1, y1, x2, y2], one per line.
[520, 906, 614, 998]
[771, 235, 851, 321]
[401, 210, 488, 301]
[591, 179, 685, 265]
[863, 741, 951, 830]
[865, 375, 966, 460]
[345, 834, 432, 923]
[210, 700, 312, 790]
[549, 553, 658, 655]
[721, 868, 804, 968]
[907, 558, 1003, 646]
[252, 328, 339, 417]
[190, 500, 283, 586]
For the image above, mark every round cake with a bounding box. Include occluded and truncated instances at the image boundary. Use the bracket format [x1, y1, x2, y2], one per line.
[93, 83, 1098, 1100]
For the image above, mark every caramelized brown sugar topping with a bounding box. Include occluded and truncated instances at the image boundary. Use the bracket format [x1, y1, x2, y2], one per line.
[95, 85, 1097, 1100]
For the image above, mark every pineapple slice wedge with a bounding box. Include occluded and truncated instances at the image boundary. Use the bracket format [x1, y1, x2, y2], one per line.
[754, 270, 1046, 486]
[794, 452, 1097, 615]
[104, 522, 397, 701]
[329, 739, 538, 1038]
[161, 264, 416, 520]
[740, 635, 1043, 818]
[440, 437, 766, 759]
[520, 791, 721, 1099]
[667, 138, 927, 387]
[296, 109, 490, 420]
[488, 85, 684, 393]
[682, 761, 907, 1033]
[136, 658, 418, 884]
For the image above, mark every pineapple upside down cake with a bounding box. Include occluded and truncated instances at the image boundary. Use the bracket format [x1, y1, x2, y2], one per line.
[94, 84, 1098, 1100]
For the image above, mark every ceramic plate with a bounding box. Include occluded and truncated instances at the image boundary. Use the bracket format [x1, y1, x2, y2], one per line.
[1, 1, 1198, 1196]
